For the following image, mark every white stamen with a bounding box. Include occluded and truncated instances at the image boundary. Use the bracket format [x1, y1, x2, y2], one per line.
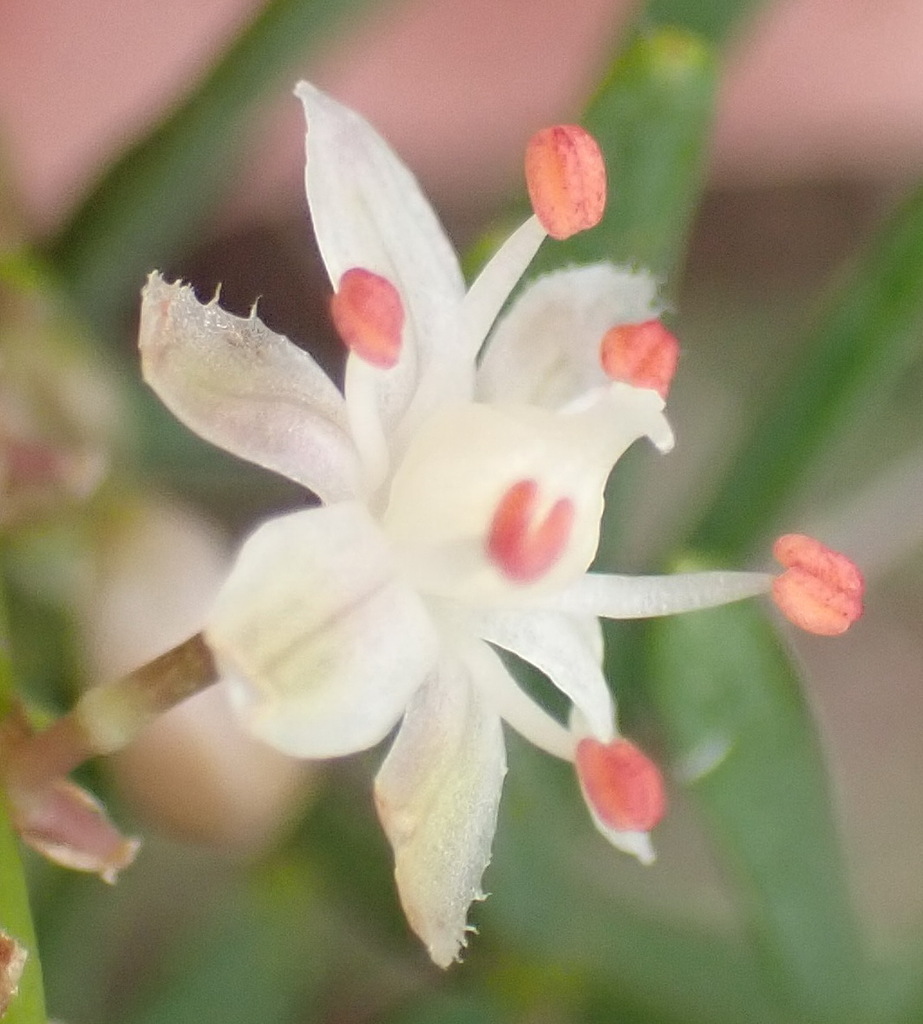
[343, 356, 391, 500]
[538, 571, 774, 619]
[462, 215, 546, 358]
[464, 642, 575, 761]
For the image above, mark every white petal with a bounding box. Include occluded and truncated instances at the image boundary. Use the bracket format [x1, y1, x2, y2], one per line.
[541, 570, 774, 619]
[374, 655, 506, 968]
[470, 607, 615, 742]
[584, 807, 656, 865]
[383, 393, 671, 603]
[477, 264, 661, 410]
[461, 215, 546, 358]
[296, 82, 471, 443]
[206, 503, 439, 758]
[139, 273, 360, 503]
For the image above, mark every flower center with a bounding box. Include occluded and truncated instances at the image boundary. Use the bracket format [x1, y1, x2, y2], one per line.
[330, 268, 404, 369]
[486, 479, 575, 583]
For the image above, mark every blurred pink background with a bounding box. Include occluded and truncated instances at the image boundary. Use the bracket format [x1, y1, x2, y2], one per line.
[1, 0, 922, 234]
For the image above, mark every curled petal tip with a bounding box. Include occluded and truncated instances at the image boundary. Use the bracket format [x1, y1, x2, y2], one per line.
[486, 479, 574, 583]
[772, 533, 864, 635]
[525, 125, 606, 240]
[576, 738, 666, 832]
[600, 320, 680, 399]
[330, 268, 404, 368]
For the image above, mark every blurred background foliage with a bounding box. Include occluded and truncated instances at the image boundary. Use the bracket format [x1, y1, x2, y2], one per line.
[0, 0, 922, 1021]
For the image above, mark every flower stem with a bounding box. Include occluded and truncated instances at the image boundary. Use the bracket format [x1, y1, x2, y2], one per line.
[6, 633, 218, 796]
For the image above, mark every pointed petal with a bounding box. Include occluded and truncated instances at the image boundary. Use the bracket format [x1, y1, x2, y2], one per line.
[297, 83, 470, 441]
[476, 265, 662, 410]
[541, 570, 774, 619]
[471, 607, 615, 742]
[139, 274, 360, 503]
[206, 503, 439, 758]
[374, 654, 506, 968]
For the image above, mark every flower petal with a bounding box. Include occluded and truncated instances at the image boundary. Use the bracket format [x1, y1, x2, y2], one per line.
[296, 82, 470, 442]
[476, 265, 662, 410]
[541, 570, 774, 619]
[374, 653, 506, 968]
[383, 390, 672, 602]
[205, 503, 439, 758]
[139, 273, 360, 503]
[470, 607, 615, 742]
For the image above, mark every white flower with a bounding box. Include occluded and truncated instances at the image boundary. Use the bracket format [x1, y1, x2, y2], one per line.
[137, 82, 861, 967]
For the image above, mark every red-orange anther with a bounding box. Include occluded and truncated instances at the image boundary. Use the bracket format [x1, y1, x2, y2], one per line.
[329, 268, 403, 369]
[525, 125, 606, 240]
[576, 738, 665, 832]
[772, 533, 864, 636]
[599, 320, 680, 399]
[486, 479, 575, 583]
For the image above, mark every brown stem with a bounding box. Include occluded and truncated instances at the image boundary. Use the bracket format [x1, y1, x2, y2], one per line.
[5, 633, 218, 796]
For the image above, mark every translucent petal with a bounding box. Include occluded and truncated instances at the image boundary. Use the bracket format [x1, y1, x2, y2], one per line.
[383, 392, 672, 603]
[470, 607, 615, 742]
[206, 503, 439, 758]
[139, 274, 360, 503]
[477, 265, 661, 410]
[541, 570, 774, 619]
[374, 653, 506, 968]
[296, 82, 471, 444]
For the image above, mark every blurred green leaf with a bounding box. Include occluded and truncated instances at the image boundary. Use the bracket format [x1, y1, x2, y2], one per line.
[527, 28, 717, 296]
[688, 181, 923, 559]
[643, 0, 767, 44]
[487, 738, 786, 1024]
[124, 860, 332, 1024]
[646, 599, 865, 1022]
[43, 0, 376, 336]
[0, 591, 46, 1024]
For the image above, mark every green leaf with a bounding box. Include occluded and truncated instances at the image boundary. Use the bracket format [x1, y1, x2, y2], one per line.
[688, 181, 923, 559]
[642, 0, 767, 44]
[646, 599, 866, 1021]
[527, 28, 717, 296]
[43, 0, 376, 335]
[486, 739, 786, 1024]
[124, 860, 332, 1024]
[0, 589, 47, 1024]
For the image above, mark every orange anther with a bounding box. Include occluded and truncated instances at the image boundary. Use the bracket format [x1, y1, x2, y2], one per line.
[525, 125, 606, 240]
[772, 533, 864, 636]
[576, 738, 665, 832]
[599, 320, 680, 399]
[330, 268, 403, 369]
[486, 479, 575, 583]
